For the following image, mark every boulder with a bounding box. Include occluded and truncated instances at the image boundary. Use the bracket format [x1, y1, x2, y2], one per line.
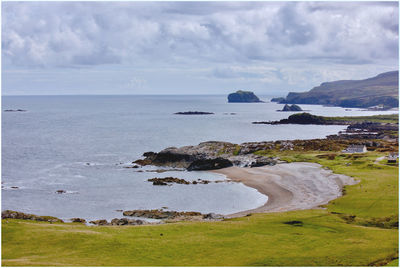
[89, 219, 109, 225]
[203, 213, 225, 220]
[70, 218, 86, 223]
[187, 158, 233, 171]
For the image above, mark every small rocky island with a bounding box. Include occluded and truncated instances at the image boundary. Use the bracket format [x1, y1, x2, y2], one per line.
[174, 111, 214, 115]
[279, 104, 303, 112]
[228, 90, 263, 103]
[4, 109, 27, 112]
[270, 97, 285, 103]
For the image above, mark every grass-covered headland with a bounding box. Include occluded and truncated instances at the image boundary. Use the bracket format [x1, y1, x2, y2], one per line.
[2, 114, 398, 266]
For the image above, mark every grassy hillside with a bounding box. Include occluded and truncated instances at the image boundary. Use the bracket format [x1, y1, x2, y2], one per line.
[2, 151, 398, 266]
[324, 114, 399, 124]
[283, 71, 399, 108]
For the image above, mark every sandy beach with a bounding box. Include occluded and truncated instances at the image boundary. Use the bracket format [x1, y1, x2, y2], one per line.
[212, 162, 358, 217]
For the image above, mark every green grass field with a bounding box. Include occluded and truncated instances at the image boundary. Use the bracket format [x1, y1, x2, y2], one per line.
[2, 151, 398, 266]
[324, 113, 399, 124]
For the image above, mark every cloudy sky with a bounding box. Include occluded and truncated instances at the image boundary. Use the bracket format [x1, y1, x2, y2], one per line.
[2, 1, 398, 96]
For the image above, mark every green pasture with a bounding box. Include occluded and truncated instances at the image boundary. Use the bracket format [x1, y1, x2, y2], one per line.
[2, 151, 398, 266]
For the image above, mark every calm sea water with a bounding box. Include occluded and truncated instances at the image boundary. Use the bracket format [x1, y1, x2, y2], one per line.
[2, 95, 396, 221]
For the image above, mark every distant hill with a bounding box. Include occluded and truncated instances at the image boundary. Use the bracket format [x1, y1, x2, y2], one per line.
[279, 71, 398, 108]
[228, 90, 263, 103]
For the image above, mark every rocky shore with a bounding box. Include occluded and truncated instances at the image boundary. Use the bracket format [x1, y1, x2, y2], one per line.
[133, 141, 277, 170]
[2, 210, 64, 223]
[148, 177, 214, 186]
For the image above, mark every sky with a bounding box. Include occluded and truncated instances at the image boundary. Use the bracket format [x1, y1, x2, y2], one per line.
[1, 1, 399, 96]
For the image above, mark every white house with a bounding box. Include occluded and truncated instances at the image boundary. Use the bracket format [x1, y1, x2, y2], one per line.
[342, 145, 367, 153]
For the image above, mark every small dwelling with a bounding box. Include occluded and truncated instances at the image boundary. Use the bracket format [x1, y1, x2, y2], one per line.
[342, 145, 367, 153]
[388, 153, 398, 164]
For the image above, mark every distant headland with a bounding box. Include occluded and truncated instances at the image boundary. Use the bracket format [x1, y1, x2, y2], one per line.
[272, 71, 399, 109]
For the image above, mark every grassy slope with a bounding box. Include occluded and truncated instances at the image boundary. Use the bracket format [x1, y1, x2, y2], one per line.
[2, 151, 398, 266]
[324, 114, 399, 124]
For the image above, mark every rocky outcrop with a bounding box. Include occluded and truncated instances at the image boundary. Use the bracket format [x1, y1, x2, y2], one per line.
[110, 218, 145, 226]
[133, 141, 276, 170]
[187, 158, 233, 170]
[271, 97, 285, 103]
[148, 177, 211, 186]
[89, 219, 109, 225]
[174, 111, 214, 115]
[280, 104, 303, 112]
[70, 218, 86, 223]
[253, 113, 329, 125]
[228, 90, 263, 103]
[2, 210, 64, 223]
[122, 209, 202, 219]
[4, 109, 27, 112]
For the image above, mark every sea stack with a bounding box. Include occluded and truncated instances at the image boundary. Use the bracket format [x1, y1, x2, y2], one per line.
[281, 104, 303, 111]
[228, 90, 263, 103]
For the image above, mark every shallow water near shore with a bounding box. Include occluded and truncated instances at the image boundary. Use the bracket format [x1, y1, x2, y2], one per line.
[2, 95, 396, 221]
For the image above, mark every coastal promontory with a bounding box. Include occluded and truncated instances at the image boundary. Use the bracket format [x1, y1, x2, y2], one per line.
[228, 90, 263, 103]
[275, 71, 399, 109]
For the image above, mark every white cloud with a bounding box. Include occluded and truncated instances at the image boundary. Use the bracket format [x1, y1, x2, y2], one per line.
[1, 1, 398, 95]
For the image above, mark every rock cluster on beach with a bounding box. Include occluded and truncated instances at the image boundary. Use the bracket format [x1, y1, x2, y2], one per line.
[133, 141, 277, 170]
[2, 210, 64, 223]
[89, 218, 147, 226]
[122, 209, 224, 220]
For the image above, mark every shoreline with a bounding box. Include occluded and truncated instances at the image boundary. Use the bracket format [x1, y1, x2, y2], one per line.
[212, 162, 358, 218]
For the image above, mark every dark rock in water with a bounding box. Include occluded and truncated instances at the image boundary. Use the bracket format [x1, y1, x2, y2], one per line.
[89, 219, 109, 225]
[174, 111, 214, 115]
[10, 186, 19, 189]
[152, 180, 169, 186]
[187, 158, 233, 171]
[271, 97, 285, 103]
[70, 218, 86, 223]
[133, 159, 153, 166]
[228, 90, 263, 103]
[148, 177, 191, 185]
[4, 109, 27, 112]
[122, 209, 202, 220]
[56, 190, 66, 194]
[124, 165, 140, 169]
[281, 104, 303, 112]
[2, 210, 63, 223]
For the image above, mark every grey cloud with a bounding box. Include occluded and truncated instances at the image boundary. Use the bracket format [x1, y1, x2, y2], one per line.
[1, 1, 398, 69]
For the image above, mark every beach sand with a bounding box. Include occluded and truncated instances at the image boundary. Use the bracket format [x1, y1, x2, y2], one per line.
[212, 162, 358, 218]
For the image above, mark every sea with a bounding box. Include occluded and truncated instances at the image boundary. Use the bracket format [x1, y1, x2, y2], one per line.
[2, 95, 396, 222]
